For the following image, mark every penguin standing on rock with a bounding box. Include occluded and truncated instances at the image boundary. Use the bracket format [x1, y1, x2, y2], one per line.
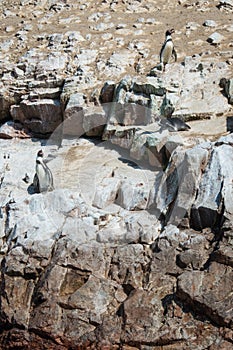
[33, 150, 54, 193]
[160, 28, 177, 72]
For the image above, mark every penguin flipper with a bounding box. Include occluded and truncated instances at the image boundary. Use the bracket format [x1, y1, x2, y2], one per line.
[159, 43, 166, 63]
[172, 48, 177, 62]
[33, 173, 40, 193]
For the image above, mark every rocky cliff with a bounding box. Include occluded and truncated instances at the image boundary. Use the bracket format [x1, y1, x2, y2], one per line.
[0, 0, 233, 349]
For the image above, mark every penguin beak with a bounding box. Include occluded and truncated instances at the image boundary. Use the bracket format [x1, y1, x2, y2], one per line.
[170, 28, 175, 34]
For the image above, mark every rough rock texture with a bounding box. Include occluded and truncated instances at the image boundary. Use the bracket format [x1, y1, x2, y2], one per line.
[0, 0, 233, 349]
[0, 132, 233, 349]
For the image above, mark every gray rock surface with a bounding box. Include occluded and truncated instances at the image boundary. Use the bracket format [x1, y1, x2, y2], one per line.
[1, 129, 233, 348]
[0, 0, 233, 349]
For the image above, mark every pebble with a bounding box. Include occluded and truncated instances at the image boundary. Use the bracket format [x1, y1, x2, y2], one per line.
[0, 40, 15, 51]
[5, 26, 15, 33]
[102, 33, 113, 40]
[137, 17, 145, 23]
[203, 20, 217, 27]
[186, 22, 200, 31]
[116, 23, 127, 29]
[145, 18, 156, 24]
[133, 23, 142, 29]
[207, 32, 225, 45]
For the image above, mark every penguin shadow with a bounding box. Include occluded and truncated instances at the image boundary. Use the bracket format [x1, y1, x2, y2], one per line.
[27, 182, 37, 195]
[26, 171, 39, 195]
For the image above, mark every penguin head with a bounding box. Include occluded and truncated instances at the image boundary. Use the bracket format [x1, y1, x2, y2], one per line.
[37, 150, 44, 158]
[165, 28, 175, 36]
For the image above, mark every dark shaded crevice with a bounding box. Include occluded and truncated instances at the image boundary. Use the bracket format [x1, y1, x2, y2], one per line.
[124, 338, 185, 347]
[175, 289, 230, 328]
[161, 293, 174, 317]
[201, 198, 226, 271]
[173, 294, 213, 324]
[0, 258, 11, 332]
[122, 283, 135, 296]
[4, 202, 12, 241]
[28, 328, 62, 346]
[117, 299, 127, 347]
[30, 232, 64, 307]
[141, 261, 152, 289]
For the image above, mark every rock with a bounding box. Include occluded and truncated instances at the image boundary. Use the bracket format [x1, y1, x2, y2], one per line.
[122, 289, 164, 344]
[115, 179, 150, 210]
[186, 21, 200, 31]
[75, 49, 98, 66]
[62, 92, 86, 137]
[0, 121, 31, 139]
[177, 263, 233, 327]
[100, 81, 116, 103]
[93, 177, 121, 209]
[207, 32, 225, 45]
[12, 66, 25, 78]
[96, 216, 129, 244]
[83, 105, 107, 137]
[67, 31, 85, 43]
[0, 39, 15, 51]
[0, 87, 19, 121]
[89, 22, 114, 32]
[177, 248, 207, 269]
[155, 144, 209, 226]
[5, 25, 15, 33]
[217, 0, 233, 11]
[105, 51, 135, 75]
[203, 20, 217, 27]
[131, 128, 184, 168]
[0, 132, 233, 349]
[10, 98, 63, 135]
[0, 1, 233, 348]
[47, 33, 64, 47]
[191, 137, 233, 229]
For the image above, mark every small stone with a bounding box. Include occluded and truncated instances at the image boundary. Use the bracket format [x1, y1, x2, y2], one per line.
[137, 17, 145, 23]
[186, 22, 200, 31]
[5, 26, 15, 32]
[13, 67, 25, 78]
[145, 18, 156, 24]
[102, 33, 113, 40]
[207, 32, 224, 45]
[203, 20, 217, 27]
[116, 23, 127, 29]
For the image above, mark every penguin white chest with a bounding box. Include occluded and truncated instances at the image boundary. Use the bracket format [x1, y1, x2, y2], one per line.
[162, 41, 173, 64]
[36, 162, 53, 192]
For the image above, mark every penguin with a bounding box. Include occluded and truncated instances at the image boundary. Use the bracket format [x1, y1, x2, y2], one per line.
[33, 150, 54, 193]
[159, 28, 177, 71]
[167, 117, 190, 131]
[159, 117, 190, 132]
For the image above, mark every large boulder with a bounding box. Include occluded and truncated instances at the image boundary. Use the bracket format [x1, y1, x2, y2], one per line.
[154, 134, 233, 229]
[11, 98, 63, 135]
